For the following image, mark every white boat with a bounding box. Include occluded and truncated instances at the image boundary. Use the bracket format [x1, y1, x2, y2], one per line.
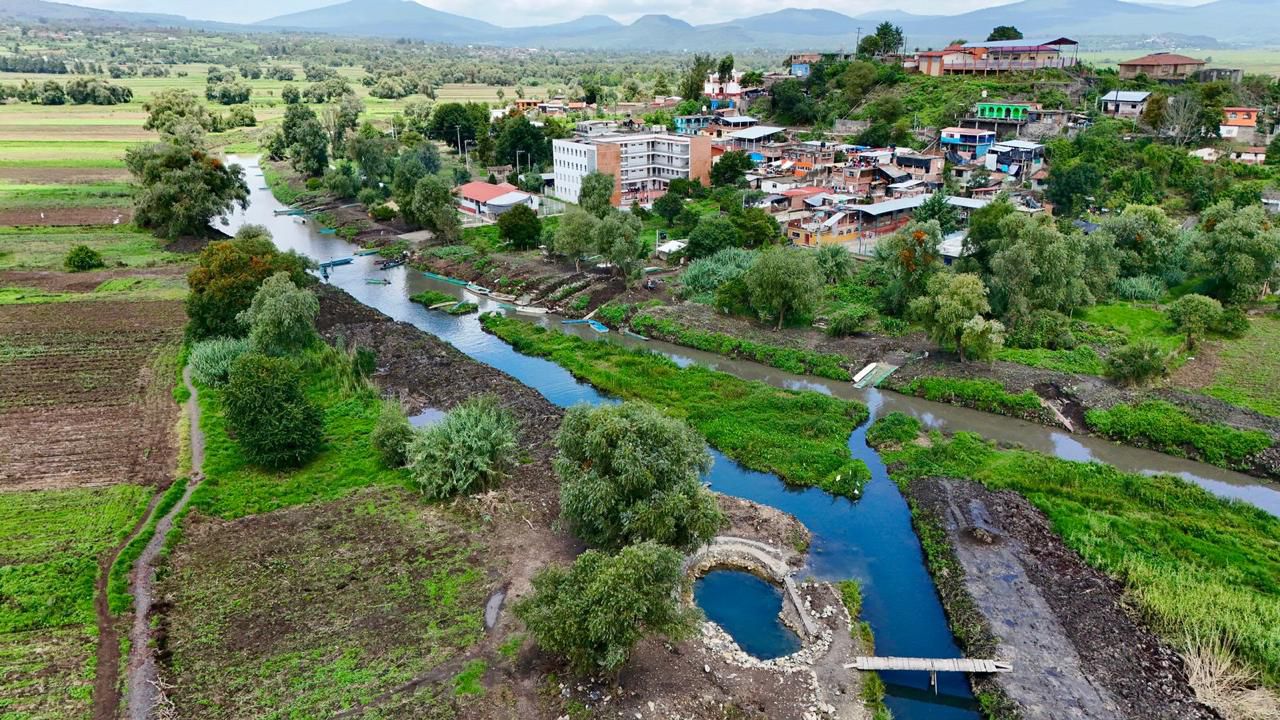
[465, 283, 491, 296]
[515, 306, 549, 315]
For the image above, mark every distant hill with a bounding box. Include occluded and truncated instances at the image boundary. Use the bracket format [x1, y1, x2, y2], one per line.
[4, 0, 1280, 48]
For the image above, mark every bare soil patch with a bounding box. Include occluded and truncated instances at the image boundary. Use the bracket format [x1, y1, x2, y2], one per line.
[0, 167, 131, 184]
[905, 477, 1217, 720]
[0, 265, 187, 293]
[0, 207, 131, 226]
[0, 299, 184, 491]
[0, 627, 97, 720]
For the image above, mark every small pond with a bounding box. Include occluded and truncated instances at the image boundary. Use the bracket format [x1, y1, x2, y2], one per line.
[694, 569, 801, 660]
[408, 408, 447, 427]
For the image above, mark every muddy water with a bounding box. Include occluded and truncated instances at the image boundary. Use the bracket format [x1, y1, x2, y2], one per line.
[224, 156, 1280, 718]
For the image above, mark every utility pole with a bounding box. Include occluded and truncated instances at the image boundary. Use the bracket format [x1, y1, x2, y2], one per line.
[454, 124, 463, 157]
[856, 27, 862, 55]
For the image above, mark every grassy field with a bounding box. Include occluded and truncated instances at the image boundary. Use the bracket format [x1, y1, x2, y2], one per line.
[1205, 315, 1280, 418]
[189, 346, 410, 520]
[481, 313, 871, 497]
[0, 226, 182, 270]
[0, 485, 153, 720]
[0, 182, 132, 210]
[874, 416, 1280, 688]
[1078, 48, 1280, 75]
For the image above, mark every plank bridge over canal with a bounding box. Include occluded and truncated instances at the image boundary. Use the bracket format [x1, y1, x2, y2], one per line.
[845, 657, 1012, 692]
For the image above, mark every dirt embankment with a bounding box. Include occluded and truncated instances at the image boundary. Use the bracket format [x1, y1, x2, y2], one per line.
[904, 477, 1218, 720]
[313, 287, 836, 719]
[0, 207, 132, 226]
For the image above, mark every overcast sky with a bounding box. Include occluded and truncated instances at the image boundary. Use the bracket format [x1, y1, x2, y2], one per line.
[76, 0, 1213, 26]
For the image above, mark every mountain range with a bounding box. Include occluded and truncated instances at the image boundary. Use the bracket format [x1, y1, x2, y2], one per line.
[2, 0, 1278, 48]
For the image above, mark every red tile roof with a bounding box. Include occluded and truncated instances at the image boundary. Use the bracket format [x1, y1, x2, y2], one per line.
[781, 186, 827, 197]
[1119, 53, 1204, 66]
[456, 181, 518, 203]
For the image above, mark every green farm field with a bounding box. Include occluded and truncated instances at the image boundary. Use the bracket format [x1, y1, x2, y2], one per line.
[1078, 48, 1280, 75]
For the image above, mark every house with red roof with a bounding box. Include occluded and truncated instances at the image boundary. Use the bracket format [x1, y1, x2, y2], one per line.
[1118, 53, 1205, 80]
[455, 181, 538, 217]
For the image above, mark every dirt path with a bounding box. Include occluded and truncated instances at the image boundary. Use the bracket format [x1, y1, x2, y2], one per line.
[124, 366, 206, 720]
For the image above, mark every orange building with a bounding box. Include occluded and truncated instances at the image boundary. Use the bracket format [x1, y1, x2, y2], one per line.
[1222, 107, 1259, 128]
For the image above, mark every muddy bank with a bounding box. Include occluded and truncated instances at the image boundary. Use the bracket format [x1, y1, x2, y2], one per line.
[312, 286, 842, 719]
[902, 476, 1217, 720]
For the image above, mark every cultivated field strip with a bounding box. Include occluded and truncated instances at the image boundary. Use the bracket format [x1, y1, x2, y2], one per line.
[0, 300, 184, 491]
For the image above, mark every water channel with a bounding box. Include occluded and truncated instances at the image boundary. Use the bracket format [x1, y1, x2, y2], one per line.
[226, 156, 1280, 719]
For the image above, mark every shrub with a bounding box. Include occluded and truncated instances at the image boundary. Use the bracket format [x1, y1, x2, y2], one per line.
[64, 244, 104, 272]
[1168, 293, 1222, 349]
[496, 204, 542, 250]
[878, 316, 909, 336]
[369, 204, 396, 222]
[1105, 341, 1169, 386]
[1113, 275, 1165, 302]
[556, 402, 723, 551]
[406, 395, 517, 499]
[866, 412, 922, 448]
[189, 336, 250, 386]
[1007, 309, 1075, 350]
[236, 272, 319, 356]
[222, 353, 323, 469]
[679, 247, 757, 300]
[357, 187, 384, 207]
[827, 304, 874, 337]
[1215, 306, 1249, 339]
[1084, 401, 1271, 469]
[513, 541, 698, 675]
[370, 399, 413, 468]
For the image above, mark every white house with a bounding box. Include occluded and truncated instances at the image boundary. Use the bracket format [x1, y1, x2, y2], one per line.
[1100, 90, 1151, 118]
[455, 181, 538, 217]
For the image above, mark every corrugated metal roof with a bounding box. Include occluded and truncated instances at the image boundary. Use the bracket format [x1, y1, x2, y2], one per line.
[847, 195, 989, 217]
[967, 37, 1076, 49]
[729, 125, 785, 140]
[1101, 90, 1151, 102]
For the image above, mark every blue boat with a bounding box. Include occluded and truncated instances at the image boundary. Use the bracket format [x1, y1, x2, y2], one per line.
[319, 257, 353, 269]
[561, 319, 589, 325]
[355, 249, 380, 256]
[423, 271, 469, 287]
[587, 320, 610, 334]
[319, 228, 337, 235]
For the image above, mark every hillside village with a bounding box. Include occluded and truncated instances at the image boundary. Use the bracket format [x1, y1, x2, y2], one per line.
[2, 7, 1280, 720]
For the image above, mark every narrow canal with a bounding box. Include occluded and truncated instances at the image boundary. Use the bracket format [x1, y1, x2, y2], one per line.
[226, 157, 1280, 718]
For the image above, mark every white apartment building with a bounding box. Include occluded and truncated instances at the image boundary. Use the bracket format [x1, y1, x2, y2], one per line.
[552, 131, 712, 207]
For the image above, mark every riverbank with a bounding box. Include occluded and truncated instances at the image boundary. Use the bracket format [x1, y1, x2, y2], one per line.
[870, 415, 1280, 718]
[628, 303, 1280, 481]
[152, 284, 865, 719]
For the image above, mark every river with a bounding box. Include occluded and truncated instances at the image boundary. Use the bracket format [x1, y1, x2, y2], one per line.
[225, 156, 1280, 719]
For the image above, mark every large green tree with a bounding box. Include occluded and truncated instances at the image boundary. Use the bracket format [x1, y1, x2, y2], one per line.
[744, 247, 823, 329]
[553, 209, 600, 271]
[126, 141, 249, 240]
[185, 227, 311, 340]
[495, 114, 549, 167]
[578, 172, 616, 219]
[595, 211, 646, 284]
[513, 541, 699, 676]
[687, 216, 740, 259]
[986, 26, 1023, 41]
[873, 220, 945, 314]
[1199, 201, 1280, 304]
[912, 192, 960, 234]
[988, 214, 1095, 322]
[222, 354, 323, 470]
[497, 204, 542, 250]
[1167, 294, 1222, 349]
[710, 150, 755, 187]
[909, 273, 992, 362]
[557, 402, 723, 551]
[142, 88, 212, 138]
[237, 273, 319, 357]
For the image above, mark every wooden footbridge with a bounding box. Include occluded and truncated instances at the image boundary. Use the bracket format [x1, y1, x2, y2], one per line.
[845, 657, 1012, 692]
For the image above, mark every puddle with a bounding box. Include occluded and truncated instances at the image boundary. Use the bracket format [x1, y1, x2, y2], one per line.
[408, 408, 447, 428]
[484, 590, 506, 630]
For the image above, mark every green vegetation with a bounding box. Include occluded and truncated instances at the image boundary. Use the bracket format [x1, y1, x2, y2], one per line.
[107, 477, 189, 613]
[189, 336, 250, 386]
[1085, 401, 1272, 470]
[1207, 315, 1280, 418]
[0, 484, 151, 632]
[409, 289, 457, 307]
[239, 272, 320, 357]
[63, 243, 104, 272]
[993, 345, 1105, 375]
[222, 353, 324, 470]
[556, 402, 724, 551]
[371, 399, 413, 469]
[881, 430, 1280, 686]
[514, 541, 698, 676]
[899, 377, 1044, 420]
[406, 395, 517, 500]
[186, 226, 312, 340]
[0, 180, 131, 209]
[451, 659, 487, 697]
[0, 225, 183, 270]
[482, 313, 869, 495]
[865, 412, 922, 448]
[190, 345, 407, 519]
[630, 314, 851, 381]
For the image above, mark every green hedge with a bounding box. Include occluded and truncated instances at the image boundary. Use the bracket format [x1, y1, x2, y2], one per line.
[631, 314, 851, 381]
[1085, 401, 1272, 471]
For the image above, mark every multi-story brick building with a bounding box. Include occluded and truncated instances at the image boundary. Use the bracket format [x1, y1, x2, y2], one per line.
[552, 131, 712, 207]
